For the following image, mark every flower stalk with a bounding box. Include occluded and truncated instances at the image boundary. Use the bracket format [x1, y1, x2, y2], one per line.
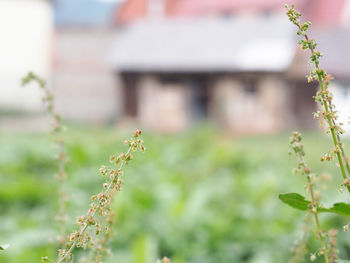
[22, 72, 69, 244]
[286, 5, 350, 193]
[290, 132, 330, 263]
[57, 129, 145, 263]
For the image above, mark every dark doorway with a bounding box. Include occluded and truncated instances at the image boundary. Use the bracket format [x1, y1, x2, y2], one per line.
[188, 76, 210, 121]
[121, 74, 138, 117]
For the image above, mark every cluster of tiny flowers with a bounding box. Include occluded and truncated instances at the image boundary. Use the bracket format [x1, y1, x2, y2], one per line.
[310, 253, 317, 261]
[89, 211, 114, 263]
[289, 131, 305, 157]
[286, 5, 350, 193]
[156, 257, 171, 263]
[289, 132, 314, 181]
[328, 229, 339, 262]
[309, 229, 339, 262]
[57, 129, 145, 263]
[309, 244, 326, 262]
[41, 256, 50, 263]
[22, 72, 69, 245]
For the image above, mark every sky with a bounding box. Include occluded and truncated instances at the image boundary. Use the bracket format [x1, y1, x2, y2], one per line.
[53, 0, 124, 26]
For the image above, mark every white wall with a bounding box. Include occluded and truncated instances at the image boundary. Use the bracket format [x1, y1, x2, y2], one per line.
[331, 82, 350, 135]
[0, 0, 53, 112]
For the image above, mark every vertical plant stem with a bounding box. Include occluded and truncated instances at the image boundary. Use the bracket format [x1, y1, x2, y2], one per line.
[297, 149, 330, 263]
[57, 133, 143, 263]
[22, 72, 68, 244]
[299, 31, 350, 192]
[329, 103, 350, 175]
[307, 176, 330, 263]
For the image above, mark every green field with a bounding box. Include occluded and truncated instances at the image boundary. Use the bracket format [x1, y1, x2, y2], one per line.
[0, 125, 349, 263]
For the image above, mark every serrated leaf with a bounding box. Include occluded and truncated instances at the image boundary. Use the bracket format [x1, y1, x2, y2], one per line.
[279, 193, 350, 217]
[336, 260, 350, 263]
[279, 193, 310, 211]
[0, 244, 10, 251]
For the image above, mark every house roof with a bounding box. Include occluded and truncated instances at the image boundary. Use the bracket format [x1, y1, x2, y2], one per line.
[116, 0, 350, 26]
[313, 28, 350, 79]
[302, 0, 348, 27]
[54, 0, 122, 26]
[110, 17, 297, 73]
[169, 0, 306, 16]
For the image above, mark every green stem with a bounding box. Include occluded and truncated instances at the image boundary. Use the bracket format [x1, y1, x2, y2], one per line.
[30, 75, 69, 245]
[57, 147, 132, 263]
[297, 148, 330, 263]
[307, 176, 329, 263]
[318, 72, 350, 191]
[329, 104, 350, 175]
[301, 32, 350, 192]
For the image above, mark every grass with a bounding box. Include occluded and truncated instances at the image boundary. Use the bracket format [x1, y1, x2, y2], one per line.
[0, 125, 349, 263]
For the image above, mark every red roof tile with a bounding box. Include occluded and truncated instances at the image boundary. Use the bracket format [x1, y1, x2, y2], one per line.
[115, 0, 348, 26]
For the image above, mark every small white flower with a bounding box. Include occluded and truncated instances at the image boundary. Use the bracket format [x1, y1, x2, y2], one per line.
[310, 254, 316, 261]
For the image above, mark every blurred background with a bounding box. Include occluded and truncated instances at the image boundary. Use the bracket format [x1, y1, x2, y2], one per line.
[1, 0, 350, 262]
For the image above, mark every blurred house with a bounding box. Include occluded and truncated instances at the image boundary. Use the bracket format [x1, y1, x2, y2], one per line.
[111, 18, 299, 133]
[52, 0, 123, 123]
[1, 0, 349, 133]
[41, 0, 350, 133]
[107, 0, 350, 133]
[0, 0, 52, 113]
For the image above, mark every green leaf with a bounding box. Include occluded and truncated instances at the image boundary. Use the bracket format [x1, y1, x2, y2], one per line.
[336, 260, 350, 263]
[0, 244, 10, 251]
[328, 203, 350, 217]
[279, 193, 350, 217]
[278, 193, 310, 211]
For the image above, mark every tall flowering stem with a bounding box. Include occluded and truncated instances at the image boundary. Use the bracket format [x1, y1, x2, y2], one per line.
[87, 211, 115, 263]
[22, 72, 68, 244]
[290, 132, 331, 263]
[57, 129, 145, 263]
[286, 5, 350, 193]
[289, 212, 312, 263]
[328, 229, 338, 263]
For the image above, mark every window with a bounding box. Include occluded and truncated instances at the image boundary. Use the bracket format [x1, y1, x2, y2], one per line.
[244, 79, 258, 95]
